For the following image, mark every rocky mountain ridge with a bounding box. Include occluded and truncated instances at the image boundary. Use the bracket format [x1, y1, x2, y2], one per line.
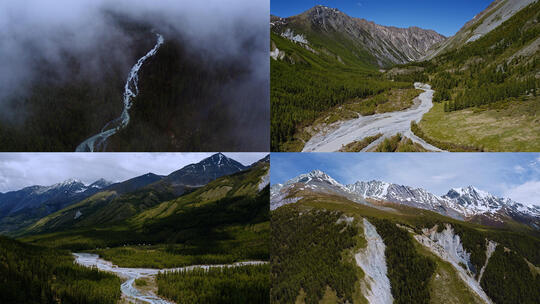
[271, 170, 540, 229]
[424, 0, 537, 59]
[0, 153, 255, 234]
[271, 5, 446, 66]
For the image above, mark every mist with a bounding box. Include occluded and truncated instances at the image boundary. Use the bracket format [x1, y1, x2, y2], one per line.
[0, 0, 269, 149]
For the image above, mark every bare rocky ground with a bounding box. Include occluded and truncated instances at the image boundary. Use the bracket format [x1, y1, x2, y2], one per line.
[302, 83, 444, 152]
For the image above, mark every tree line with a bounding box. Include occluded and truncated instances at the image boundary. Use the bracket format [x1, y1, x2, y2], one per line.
[156, 264, 270, 304]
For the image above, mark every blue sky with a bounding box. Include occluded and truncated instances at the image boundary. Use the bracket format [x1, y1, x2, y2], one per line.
[271, 0, 493, 37]
[271, 153, 540, 206]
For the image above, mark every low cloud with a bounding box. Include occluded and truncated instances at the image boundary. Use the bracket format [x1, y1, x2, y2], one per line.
[0, 0, 269, 146]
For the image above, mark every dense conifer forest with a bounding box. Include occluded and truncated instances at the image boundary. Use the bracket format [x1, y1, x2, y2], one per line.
[481, 247, 540, 304]
[271, 194, 540, 304]
[157, 264, 270, 304]
[270, 32, 410, 151]
[369, 218, 436, 304]
[270, 205, 359, 304]
[0, 236, 121, 304]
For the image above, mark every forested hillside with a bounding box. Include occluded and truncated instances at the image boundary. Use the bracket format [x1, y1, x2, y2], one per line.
[270, 31, 409, 151]
[271, 194, 540, 304]
[157, 264, 270, 304]
[428, 1, 539, 111]
[411, 0, 540, 151]
[0, 236, 121, 304]
[19, 162, 270, 268]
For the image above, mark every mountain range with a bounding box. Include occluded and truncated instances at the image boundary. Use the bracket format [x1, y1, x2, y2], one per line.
[271, 5, 446, 67]
[0, 153, 264, 235]
[271, 170, 540, 229]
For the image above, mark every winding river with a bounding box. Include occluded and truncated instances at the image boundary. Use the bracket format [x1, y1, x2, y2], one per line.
[75, 33, 164, 152]
[73, 253, 267, 304]
[302, 83, 445, 152]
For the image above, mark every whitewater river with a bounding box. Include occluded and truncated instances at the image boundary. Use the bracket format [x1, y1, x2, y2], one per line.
[73, 253, 267, 304]
[302, 83, 445, 152]
[75, 33, 164, 152]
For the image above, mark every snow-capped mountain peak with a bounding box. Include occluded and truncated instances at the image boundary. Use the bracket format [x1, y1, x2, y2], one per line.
[286, 170, 347, 190]
[271, 170, 539, 228]
[442, 186, 505, 214]
[89, 178, 112, 189]
[346, 180, 391, 199]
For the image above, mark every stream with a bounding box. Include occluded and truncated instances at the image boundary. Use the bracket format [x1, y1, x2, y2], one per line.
[75, 33, 164, 152]
[73, 253, 267, 304]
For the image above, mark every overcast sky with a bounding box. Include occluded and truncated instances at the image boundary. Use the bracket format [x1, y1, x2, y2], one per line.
[271, 153, 540, 207]
[0, 153, 266, 192]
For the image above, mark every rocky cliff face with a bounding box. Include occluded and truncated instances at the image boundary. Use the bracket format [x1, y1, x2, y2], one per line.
[272, 5, 446, 66]
[425, 0, 537, 59]
[355, 218, 394, 304]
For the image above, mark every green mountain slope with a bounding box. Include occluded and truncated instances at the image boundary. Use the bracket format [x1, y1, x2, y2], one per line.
[19, 162, 270, 268]
[270, 31, 407, 151]
[271, 193, 540, 304]
[270, 6, 445, 151]
[410, 0, 540, 151]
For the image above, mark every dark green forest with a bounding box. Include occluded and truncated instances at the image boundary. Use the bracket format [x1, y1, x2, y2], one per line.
[270, 32, 410, 151]
[0, 20, 152, 151]
[428, 1, 540, 112]
[369, 218, 435, 304]
[109, 37, 259, 151]
[270, 205, 358, 304]
[157, 264, 270, 304]
[271, 195, 540, 304]
[481, 246, 540, 304]
[22, 187, 270, 269]
[0, 236, 121, 304]
[0, 18, 265, 151]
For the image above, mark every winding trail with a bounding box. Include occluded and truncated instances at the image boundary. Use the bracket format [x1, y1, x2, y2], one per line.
[302, 83, 444, 152]
[76, 33, 164, 152]
[73, 253, 267, 304]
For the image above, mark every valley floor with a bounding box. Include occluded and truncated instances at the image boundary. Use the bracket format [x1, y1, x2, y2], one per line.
[74, 253, 269, 304]
[302, 83, 442, 152]
[417, 96, 540, 151]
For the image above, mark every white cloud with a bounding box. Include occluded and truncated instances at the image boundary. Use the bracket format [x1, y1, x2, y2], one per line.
[0, 153, 265, 192]
[504, 181, 540, 207]
[513, 165, 525, 173]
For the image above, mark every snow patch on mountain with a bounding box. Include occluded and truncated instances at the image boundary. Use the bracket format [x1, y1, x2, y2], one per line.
[286, 170, 348, 191]
[355, 218, 394, 304]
